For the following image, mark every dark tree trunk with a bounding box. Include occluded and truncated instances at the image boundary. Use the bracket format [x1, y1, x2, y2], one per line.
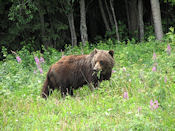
[128, 0, 138, 38]
[98, 0, 110, 31]
[110, 0, 119, 41]
[150, 0, 163, 40]
[47, 10, 55, 48]
[125, 0, 131, 38]
[138, 0, 144, 41]
[80, 0, 88, 46]
[38, 9, 47, 48]
[104, 0, 114, 28]
[67, 11, 77, 47]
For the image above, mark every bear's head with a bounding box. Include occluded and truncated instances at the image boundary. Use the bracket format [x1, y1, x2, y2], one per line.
[90, 49, 114, 76]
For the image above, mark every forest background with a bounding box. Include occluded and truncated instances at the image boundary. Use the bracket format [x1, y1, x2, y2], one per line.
[0, 0, 175, 56]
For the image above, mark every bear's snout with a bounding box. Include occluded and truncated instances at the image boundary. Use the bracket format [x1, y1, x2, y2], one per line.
[93, 68, 98, 72]
[93, 62, 102, 72]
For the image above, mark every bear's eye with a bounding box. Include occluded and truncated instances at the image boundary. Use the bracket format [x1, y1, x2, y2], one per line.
[99, 61, 103, 65]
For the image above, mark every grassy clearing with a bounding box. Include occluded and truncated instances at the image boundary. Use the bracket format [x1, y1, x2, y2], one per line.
[0, 41, 175, 130]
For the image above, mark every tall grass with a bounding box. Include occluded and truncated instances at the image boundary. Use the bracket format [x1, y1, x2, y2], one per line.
[0, 39, 175, 130]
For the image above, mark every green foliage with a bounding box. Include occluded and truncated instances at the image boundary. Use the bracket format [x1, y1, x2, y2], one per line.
[58, 0, 75, 14]
[164, 0, 175, 5]
[0, 0, 69, 54]
[8, 0, 37, 24]
[145, 25, 155, 41]
[1, 0, 175, 57]
[105, 21, 128, 41]
[1, 35, 175, 130]
[165, 27, 175, 44]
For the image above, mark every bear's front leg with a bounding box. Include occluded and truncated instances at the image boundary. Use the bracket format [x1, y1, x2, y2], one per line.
[61, 86, 68, 98]
[93, 80, 99, 88]
[68, 87, 74, 96]
[41, 86, 49, 99]
[92, 74, 99, 89]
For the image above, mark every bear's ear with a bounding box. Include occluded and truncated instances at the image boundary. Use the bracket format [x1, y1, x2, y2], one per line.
[90, 48, 98, 56]
[94, 48, 98, 53]
[108, 50, 114, 57]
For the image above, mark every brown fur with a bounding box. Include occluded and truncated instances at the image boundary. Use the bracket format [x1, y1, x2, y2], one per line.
[41, 49, 114, 98]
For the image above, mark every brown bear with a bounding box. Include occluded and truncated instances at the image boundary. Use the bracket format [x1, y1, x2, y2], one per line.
[41, 48, 114, 98]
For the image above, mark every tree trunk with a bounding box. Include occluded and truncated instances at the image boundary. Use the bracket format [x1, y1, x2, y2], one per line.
[80, 0, 88, 46]
[98, 0, 111, 31]
[128, 0, 138, 38]
[110, 0, 119, 41]
[104, 0, 114, 28]
[150, 0, 163, 40]
[125, 0, 131, 38]
[138, 0, 144, 41]
[38, 8, 47, 48]
[67, 11, 77, 47]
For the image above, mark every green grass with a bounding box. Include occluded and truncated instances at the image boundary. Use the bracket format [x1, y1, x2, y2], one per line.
[0, 41, 175, 130]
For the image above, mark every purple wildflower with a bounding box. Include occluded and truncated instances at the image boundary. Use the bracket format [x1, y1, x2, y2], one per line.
[138, 107, 142, 113]
[112, 70, 116, 73]
[164, 76, 167, 83]
[34, 56, 40, 65]
[123, 92, 129, 99]
[123, 67, 126, 72]
[152, 66, 156, 72]
[153, 100, 159, 109]
[40, 57, 45, 63]
[39, 68, 43, 74]
[16, 56, 21, 63]
[167, 44, 171, 55]
[150, 99, 159, 110]
[150, 100, 154, 107]
[153, 52, 156, 61]
[34, 56, 44, 74]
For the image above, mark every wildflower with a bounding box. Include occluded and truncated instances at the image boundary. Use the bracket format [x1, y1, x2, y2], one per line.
[126, 73, 130, 77]
[40, 57, 45, 63]
[153, 100, 159, 109]
[34, 56, 40, 65]
[167, 44, 171, 55]
[153, 52, 156, 60]
[34, 56, 44, 74]
[164, 76, 167, 83]
[123, 67, 126, 72]
[16, 56, 21, 63]
[152, 66, 156, 72]
[138, 107, 142, 113]
[112, 70, 116, 73]
[123, 91, 129, 99]
[150, 100, 154, 105]
[39, 68, 43, 74]
[150, 99, 159, 110]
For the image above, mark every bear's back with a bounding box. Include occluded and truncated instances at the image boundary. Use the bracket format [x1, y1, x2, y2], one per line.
[50, 54, 89, 76]
[58, 54, 88, 64]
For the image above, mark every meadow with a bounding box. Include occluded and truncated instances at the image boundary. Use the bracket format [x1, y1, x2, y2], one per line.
[0, 34, 175, 130]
